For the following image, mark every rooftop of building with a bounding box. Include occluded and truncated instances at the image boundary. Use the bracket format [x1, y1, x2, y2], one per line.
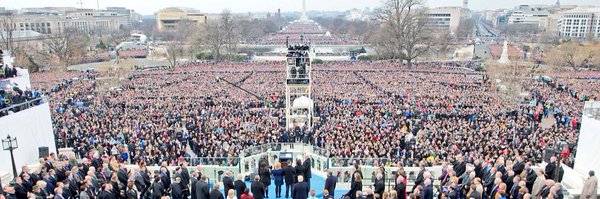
[156, 7, 203, 14]
[560, 6, 600, 14]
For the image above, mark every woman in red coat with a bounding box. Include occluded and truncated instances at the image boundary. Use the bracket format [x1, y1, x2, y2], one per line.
[241, 188, 254, 199]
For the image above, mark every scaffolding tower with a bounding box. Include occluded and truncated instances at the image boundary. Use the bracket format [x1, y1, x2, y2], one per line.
[285, 38, 313, 131]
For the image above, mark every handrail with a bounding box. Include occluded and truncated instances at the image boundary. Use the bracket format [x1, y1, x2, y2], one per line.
[0, 97, 47, 116]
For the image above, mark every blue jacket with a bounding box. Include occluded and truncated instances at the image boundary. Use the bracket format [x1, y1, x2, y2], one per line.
[273, 169, 284, 186]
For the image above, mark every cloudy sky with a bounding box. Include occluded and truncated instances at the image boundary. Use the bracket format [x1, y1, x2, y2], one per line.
[5, 0, 600, 15]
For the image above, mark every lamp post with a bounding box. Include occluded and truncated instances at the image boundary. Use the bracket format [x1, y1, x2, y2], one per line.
[2, 135, 18, 178]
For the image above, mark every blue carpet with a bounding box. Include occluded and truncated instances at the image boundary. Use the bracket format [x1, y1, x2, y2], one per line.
[218, 175, 347, 198]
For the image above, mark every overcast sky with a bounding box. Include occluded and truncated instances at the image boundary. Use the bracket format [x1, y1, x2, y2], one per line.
[5, 0, 600, 15]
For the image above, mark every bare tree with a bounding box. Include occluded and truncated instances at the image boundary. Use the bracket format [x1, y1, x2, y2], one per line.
[165, 41, 184, 67]
[0, 13, 18, 55]
[456, 18, 475, 39]
[204, 21, 225, 61]
[401, 11, 431, 65]
[373, 0, 430, 66]
[431, 30, 455, 58]
[220, 10, 239, 60]
[546, 41, 598, 72]
[238, 18, 279, 42]
[41, 28, 87, 71]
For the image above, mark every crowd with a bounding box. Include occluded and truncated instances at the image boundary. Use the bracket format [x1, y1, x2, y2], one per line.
[0, 59, 596, 199]
[23, 60, 593, 169]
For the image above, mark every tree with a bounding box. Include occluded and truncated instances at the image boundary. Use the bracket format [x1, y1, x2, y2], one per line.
[220, 10, 239, 60]
[456, 18, 475, 39]
[546, 41, 599, 72]
[0, 12, 18, 56]
[431, 30, 455, 58]
[238, 18, 279, 42]
[204, 21, 225, 61]
[41, 28, 87, 71]
[372, 0, 430, 67]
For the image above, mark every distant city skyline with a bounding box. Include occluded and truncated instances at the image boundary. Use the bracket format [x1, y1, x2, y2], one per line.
[5, 0, 600, 15]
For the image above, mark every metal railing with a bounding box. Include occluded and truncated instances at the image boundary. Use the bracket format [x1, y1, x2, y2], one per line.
[183, 157, 240, 167]
[0, 97, 47, 117]
[242, 142, 330, 157]
[329, 157, 395, 167]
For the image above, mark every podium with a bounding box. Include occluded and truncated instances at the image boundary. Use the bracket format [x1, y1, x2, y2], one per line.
[280, 152, 294, 167]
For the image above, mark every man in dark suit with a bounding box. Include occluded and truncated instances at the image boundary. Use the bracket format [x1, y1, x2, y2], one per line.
[512, 156, 525, 176]
[98, 184, 116, 199]
[284, 162, 296, 198]
[524, 163, 537, 192]
[421, 179, 433, 199]
[152, 175, 164, 199]
[324, 171, 337, 197]
[42, 173, 56, 195]
[181, 163, 191, 199]
[413, 162, 426, 192]
[161, 167, 172, 190]
[210, 183, 225, 199]
[484, 168, 497, 199]
[117, 166, 129, 185]
[222, 171, 235, 197]
[302, 155, 312, 187]
[374, 173, 385, 198]
[171, 176, 185, 199]
[234, 174, 247, 199]
[292, 176, 309, 199]
[545, 157, 557, 180]
[395, 176, 406, 199]
[509, 178, 521, 199]
[468, 184, 482, 199]
[490, 178, 502, 199]
[191, 171, 199, 199]
[251, 175, 266, 199]
[195, 175, 210, 199]
[453, 156, 467, 180]
[14, 177, 29, 199]
[474, 160, 484, 179]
